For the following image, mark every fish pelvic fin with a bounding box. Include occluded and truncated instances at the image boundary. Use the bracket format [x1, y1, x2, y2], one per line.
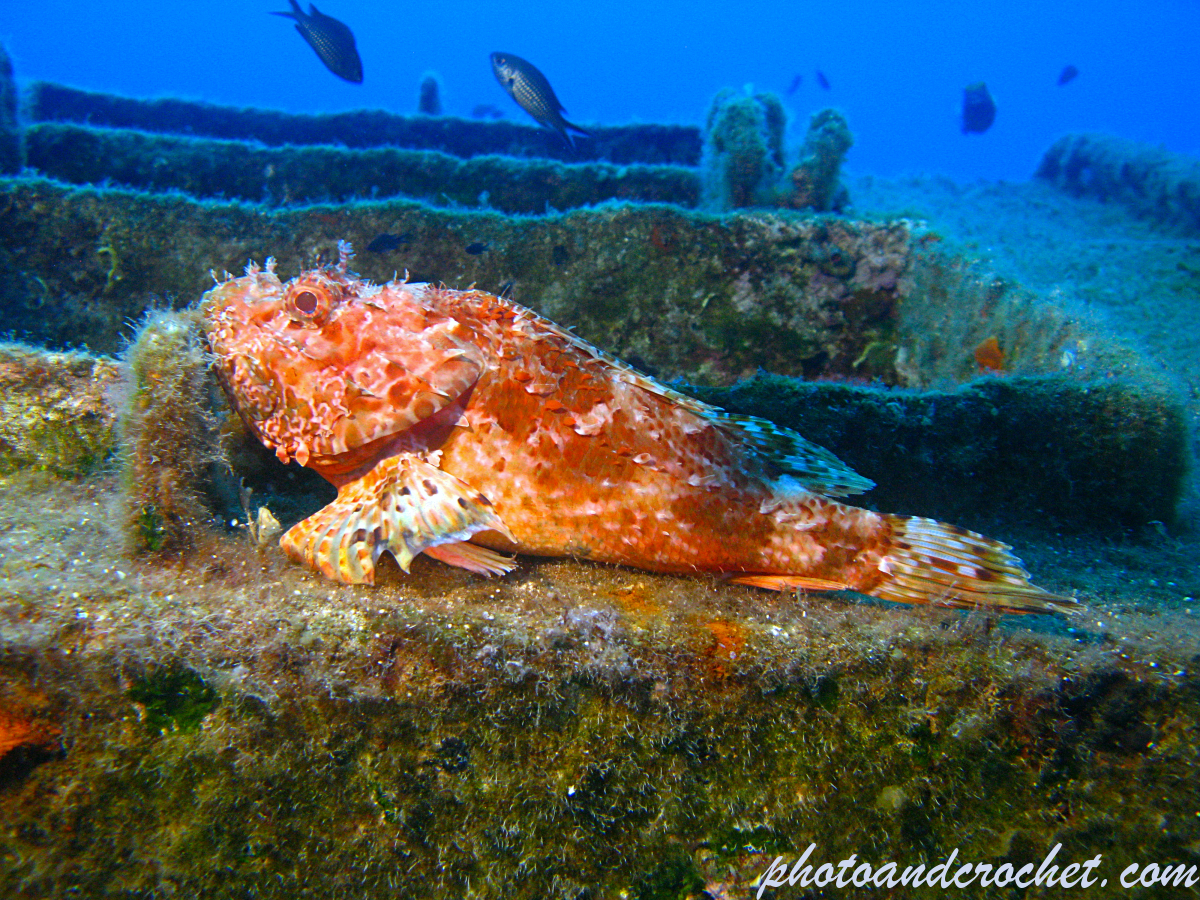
[872, 516, 1079, 615]
[280, 455, 514, 585]
[729, 574, 849, 593]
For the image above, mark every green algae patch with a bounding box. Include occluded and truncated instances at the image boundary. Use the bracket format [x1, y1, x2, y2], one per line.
[128, 666, 219, 735]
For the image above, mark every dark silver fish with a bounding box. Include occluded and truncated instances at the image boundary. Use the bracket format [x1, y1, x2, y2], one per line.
[366, 232, 411, 253]
[961, 82, 996, 134]
[490, 52, 590, 148]
[272, 1, 363, 84]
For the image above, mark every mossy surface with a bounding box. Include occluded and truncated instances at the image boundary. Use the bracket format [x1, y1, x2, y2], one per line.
[687, 374, 1188, 528]
[127, 666, 219, 735]
[116, 310, 222, 554]
[701, 89, 787, 210]
[27, 81, 702, 166]
[0, 344, 117, 476]
[0, 473, 1197, 900]
[24, 122, 700, 214]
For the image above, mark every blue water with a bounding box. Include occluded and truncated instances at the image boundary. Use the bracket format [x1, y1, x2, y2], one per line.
[3, 1, 1198, 180]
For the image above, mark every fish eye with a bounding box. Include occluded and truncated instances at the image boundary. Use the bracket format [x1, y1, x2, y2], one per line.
[284, 280, 336, 324]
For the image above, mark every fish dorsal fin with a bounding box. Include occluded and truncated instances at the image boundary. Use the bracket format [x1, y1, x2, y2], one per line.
[714, 412, 874, 497]
[426, 287, 871, 496]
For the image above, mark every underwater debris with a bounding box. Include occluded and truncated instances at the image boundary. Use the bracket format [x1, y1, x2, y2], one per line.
[0, 42, 20, 174]
[117, 309, 221, 554]
[417, 71, 443, 115]
[26, 81, 700, 166]
[782, 108, 853, 212]
[701, 88, 787, 210]
[23, 122, 698, 214]
[1037, 132, 1200, 232]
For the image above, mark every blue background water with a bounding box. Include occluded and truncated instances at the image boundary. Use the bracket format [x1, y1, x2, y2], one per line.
[2, 1, 1197, 180]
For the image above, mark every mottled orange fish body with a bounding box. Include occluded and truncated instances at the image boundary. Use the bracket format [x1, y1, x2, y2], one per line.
[202, 250, 1076, 615]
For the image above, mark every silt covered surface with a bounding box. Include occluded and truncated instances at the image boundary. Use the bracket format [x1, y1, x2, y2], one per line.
[1, 468, 1199, 899]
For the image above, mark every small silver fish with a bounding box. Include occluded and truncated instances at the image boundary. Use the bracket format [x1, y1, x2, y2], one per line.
[272, 1, 363, 84]
[490, 52, 590, 148]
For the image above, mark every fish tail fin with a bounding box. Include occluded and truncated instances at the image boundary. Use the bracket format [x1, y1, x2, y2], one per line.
[270, 0, 303, 19]
[563, 118, 591, 138]
[872, 515, 1079, 615]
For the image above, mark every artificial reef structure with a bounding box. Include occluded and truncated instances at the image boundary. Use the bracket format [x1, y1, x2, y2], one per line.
[0, 63, 1198, 900]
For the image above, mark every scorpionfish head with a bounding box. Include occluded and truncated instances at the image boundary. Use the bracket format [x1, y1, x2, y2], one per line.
[200, 260, 483, 469]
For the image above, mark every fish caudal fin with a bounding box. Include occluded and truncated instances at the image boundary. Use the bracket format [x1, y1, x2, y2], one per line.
[873, 516, 1078, 615]
[280, 455, 514, 584]
[732, 516, 1077, 615]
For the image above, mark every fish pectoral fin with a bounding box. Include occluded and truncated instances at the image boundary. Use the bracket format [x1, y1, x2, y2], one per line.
[728, 574, 849, 593]
[279, 455, 514, 585]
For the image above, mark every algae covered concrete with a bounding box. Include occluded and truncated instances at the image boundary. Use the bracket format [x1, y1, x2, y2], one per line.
[24, 123, 701, 215]
[0, 177, 1141, 388]
[26, 82, 703, 167]
[1, 468, 1199, 900]
[0, 344, 117, 477]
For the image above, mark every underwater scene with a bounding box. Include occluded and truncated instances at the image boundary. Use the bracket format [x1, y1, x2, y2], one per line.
[0, 1, 1198, 897]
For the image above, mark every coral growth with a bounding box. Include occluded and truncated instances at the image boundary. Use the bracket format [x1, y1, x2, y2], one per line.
[701, 88, 787, 210]
[782, 108, 853, 212]
[116, 309, 222, 554]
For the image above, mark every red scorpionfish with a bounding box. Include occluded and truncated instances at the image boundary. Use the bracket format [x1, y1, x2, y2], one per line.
[201, 243, 1076, 615]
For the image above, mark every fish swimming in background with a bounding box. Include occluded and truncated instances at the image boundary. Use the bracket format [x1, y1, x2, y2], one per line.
[961, 82, 996, 134]
[471, 104, 506, 120]
[786, 74, 803, 95]
[490, 52, 590, 148]
[365, 232, 411, 253]
[201, 244, 1076, 616]
[1057, 64, 1080, 86]
[272, 1, 363, 84]
[815, 70, 831, 91]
